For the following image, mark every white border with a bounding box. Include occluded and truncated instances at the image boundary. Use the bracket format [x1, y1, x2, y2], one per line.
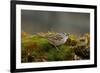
[16, 4, 94, 69]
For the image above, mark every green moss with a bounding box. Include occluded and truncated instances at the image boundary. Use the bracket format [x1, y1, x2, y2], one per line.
[21, 33, 90, 62]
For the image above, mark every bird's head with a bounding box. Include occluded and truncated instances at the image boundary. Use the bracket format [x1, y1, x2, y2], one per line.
[63, 33, 70, 36]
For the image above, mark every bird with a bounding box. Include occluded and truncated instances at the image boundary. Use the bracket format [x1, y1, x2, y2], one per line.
[45, 32, 69, 50]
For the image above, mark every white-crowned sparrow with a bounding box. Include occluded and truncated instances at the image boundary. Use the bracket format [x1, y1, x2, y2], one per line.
[45, 33, 69, 50]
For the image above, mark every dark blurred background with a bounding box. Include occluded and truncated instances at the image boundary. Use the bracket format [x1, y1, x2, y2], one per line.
[21, 10, 90, 35]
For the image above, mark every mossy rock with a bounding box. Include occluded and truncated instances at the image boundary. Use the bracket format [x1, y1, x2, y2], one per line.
[21, 32, 90, 62]
[21, 34, 73, 62]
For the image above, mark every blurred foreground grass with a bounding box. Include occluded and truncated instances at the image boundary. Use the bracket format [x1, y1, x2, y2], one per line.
[21, 32, 90, 63]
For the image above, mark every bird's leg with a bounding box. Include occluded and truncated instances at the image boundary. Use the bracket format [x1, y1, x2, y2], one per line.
[54, 45, 59, 51]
